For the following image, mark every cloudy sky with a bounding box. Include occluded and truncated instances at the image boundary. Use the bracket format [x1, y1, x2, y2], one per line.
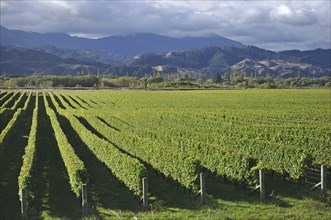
[0, 0, 330, 51]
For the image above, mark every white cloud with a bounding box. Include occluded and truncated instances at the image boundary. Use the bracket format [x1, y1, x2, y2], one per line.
[0, 0, 330, 51]
[270, 5, 317, 26]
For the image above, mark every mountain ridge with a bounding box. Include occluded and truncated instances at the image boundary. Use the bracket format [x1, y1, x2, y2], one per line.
[0, 25, 244, 55]
[1, 26, 330, 78]
[1, 45, 330, 78]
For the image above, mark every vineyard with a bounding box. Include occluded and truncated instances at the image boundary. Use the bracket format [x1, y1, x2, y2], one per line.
[0, 89, 330, 219]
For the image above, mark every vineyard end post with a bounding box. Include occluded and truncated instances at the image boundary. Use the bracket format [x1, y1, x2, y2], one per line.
[259, 168, 266, 202]
[321, 165, 327, 196]
[200, 172, 206, 205]
[82, 183, 88, 216]
[21, 188, 27, 220]
[142, 177, 148, 209]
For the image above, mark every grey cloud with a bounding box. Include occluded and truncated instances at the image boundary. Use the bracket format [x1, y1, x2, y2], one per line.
[0, 0, 330, 51]
[235, 8, 269, 25]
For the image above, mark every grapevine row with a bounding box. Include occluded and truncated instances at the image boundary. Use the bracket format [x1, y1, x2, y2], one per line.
[117, 109, 315, 180]
[18, 93, 39, 200]
[0, 93, 32, 138]
[95, 112, 255, 185]
[56, 92, 206, 188]
[0, 92, 20, 109]
[22, 92, 32, 110]
[0, 92, 26, 113]
[49, 92, 147, 195]
[0, 91, 13, 106]
[43, 93, 87, 196]
[82, 113, 201, 189]
[0, 91, 8, 99]
[0, 108, 24, 147]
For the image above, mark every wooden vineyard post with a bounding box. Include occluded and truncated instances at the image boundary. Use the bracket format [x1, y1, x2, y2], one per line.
[200, 172, 206, 205]
[82, 183, 88, 216]
[21, 188, 27, 220]
[142, 177, 148, 209]
[259, 168, 266, 202]
[321, 165, 327, 196]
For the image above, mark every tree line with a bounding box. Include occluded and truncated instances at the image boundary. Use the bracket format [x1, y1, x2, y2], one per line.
[0, 74, 330, 89]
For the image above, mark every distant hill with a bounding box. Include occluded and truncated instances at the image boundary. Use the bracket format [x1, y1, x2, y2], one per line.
[0, 46, 111, 75]
[0, 46, 157, 76]
[0, 25, 244, 55]
[231, 58, 328, 78]
[132, 46, 331, 77]
[1, 45, 330, 78]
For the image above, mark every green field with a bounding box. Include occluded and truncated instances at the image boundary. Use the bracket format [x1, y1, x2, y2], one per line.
[0, 89, 330, 219]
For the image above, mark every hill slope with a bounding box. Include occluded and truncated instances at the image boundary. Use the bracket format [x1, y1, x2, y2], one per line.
[0, 46, 110, 75]
[132, 46, 331, 77]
